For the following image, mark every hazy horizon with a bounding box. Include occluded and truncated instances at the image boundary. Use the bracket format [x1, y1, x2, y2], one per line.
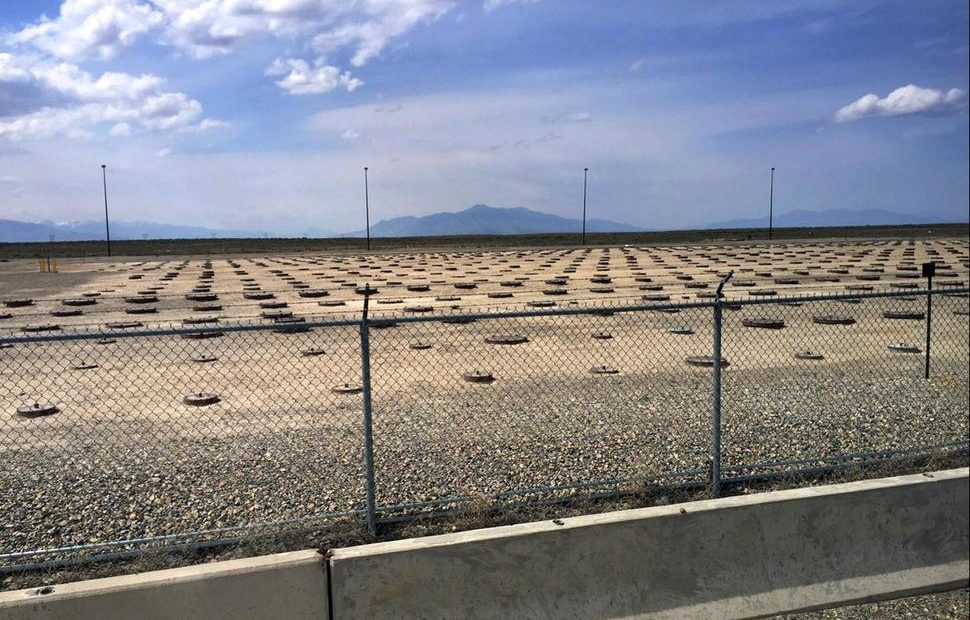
[2, 1, 968, 236]
[4, 203, 967, 244]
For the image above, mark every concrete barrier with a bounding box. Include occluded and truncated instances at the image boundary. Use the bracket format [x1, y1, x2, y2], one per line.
[0, 550, 328, 620]
[329, 468, 969, 619]
[1, 469, 966, 619]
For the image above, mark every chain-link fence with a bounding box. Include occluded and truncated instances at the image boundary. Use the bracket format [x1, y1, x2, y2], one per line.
[1, 286, 968, 571]
[0, 319, 368, 571]
[367, 301, 716, 522]
[719, 287, 969, 487]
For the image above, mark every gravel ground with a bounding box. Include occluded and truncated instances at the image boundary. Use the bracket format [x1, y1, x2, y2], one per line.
[0, 358, 966, 565]
[781, 588, 969, 619]
[1, 240, 967, 589]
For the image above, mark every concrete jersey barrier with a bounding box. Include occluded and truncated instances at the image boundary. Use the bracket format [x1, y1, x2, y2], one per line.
[328, 468, 969, 619]
[1, 468, 967, 619]
[0, 550, 328, 620]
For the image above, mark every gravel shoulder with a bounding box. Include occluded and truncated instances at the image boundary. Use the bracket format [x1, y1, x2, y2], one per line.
[780, 588, 969, 619]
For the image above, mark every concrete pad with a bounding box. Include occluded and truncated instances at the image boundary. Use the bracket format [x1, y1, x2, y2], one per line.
[0, 550, 328, 620]
[329, 468, 969, 619]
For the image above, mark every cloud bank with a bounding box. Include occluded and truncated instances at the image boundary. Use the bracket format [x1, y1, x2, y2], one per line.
[6, 0, 453, 78]
[0, 51, 218, 140]
[2, 0, 456, 138]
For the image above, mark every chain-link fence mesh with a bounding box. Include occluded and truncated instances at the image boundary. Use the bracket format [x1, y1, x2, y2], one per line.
[0, 320, 367, 567]
[933, 285, 970, 378]
[720, 289, 970, 478]
[367, 303, 716, 518]
[1, 287, 967, 570]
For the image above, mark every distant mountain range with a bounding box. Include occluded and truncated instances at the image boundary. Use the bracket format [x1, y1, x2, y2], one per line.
[705, 208, 967, 230]
[344, 204, 640, 237]
[0, 219, 260, 243]
[1, 206, 964, 243]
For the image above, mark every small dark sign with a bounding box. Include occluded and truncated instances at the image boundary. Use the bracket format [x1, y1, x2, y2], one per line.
[921, 262, 936, 278]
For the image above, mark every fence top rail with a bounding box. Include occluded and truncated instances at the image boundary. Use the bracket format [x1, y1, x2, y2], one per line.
[359, 285, 969, 324]
[721, 286, 968, 307]
[366, 298, 720, 325]
[1, 286, 966, 344]
[0, 316, 363, 345]
[0, 299, 724, 343]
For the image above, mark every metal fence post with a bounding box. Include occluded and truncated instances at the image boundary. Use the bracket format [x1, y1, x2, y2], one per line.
[711, 271, 733, 498]
[921, 262, 936, 380]
[359, 294, 378, 534]
[924, 277, 933, 380]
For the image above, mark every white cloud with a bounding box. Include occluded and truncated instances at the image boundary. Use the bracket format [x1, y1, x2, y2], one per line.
[150, 0, 306, 60]
[32, 62, 163, 102]
[309, 0, 453, 68]
[629, 57, 646, 72]
[0, 106, 94, 140]
[178, 118, 231, 133]
[483, 0, 540, 12]
[8, 0, 164, 61]
[835, 84, 967, 122]
[109, 122, 131, 136]
[341, 128, 360, 140]
[0, 53, 32, 81]
[8, 1, 454, 98]
[0, 52, 213, 140]
[10, 1, 453, 67]
[265, 58, 362, 95]
[156, 147, 172, 157]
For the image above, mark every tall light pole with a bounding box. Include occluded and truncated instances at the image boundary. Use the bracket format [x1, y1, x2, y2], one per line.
[581, 167, 588, 246]
[101, 164, 111, 257]
[768, 166, 775, 242]
[363, 166, 370, 251]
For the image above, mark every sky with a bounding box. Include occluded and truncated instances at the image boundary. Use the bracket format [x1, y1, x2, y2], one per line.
[0, 0, 968, 236]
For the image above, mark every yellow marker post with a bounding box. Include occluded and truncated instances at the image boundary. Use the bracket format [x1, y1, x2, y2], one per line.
[52, 259, 58, 273]
[39, 259, 47, 273]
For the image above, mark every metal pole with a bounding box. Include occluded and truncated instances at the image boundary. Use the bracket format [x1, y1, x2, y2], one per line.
[924, 276, 933, 380]
[359, 294, 377, 534]
[582, 167, 588, 246]
[102, 164, 111, 257]
[711, 271, 733, 498]
[364, 166, 370, 252]
[768, 167, 774, 242]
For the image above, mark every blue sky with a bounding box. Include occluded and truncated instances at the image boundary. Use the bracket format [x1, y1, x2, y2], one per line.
[1, 0, 968, 235]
